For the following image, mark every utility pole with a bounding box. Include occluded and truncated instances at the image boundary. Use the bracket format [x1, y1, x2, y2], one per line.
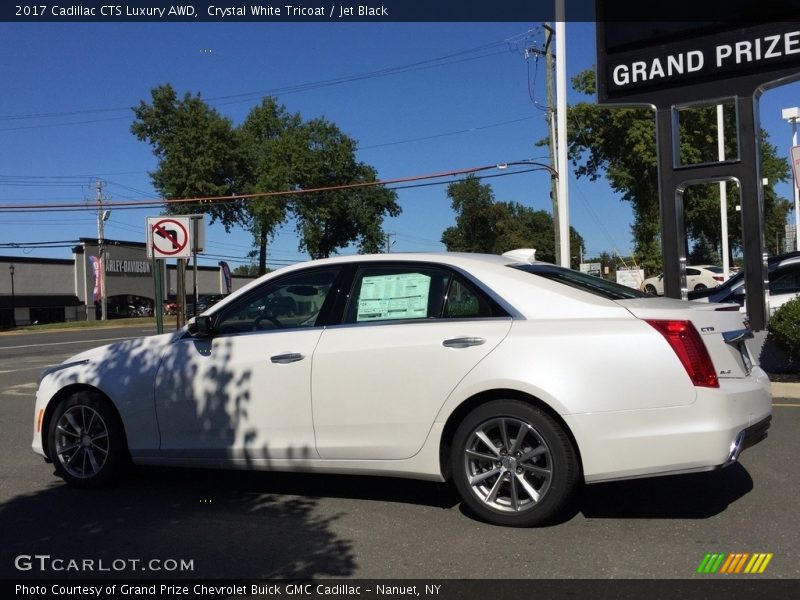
[543, 24, 561, 265]
[555, 11, 571, 268]
[96, 181, 109, 321]
[385, 232, 396, 253]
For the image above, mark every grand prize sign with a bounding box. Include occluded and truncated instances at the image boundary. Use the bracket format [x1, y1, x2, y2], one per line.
[596, 4, 800, 329]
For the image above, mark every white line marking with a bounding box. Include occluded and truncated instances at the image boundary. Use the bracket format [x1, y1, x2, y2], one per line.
[0, 336, 133, 351]
[0, 366, 54, 374]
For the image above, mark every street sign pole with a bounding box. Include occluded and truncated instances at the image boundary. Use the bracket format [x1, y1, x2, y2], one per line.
[177, 259, 186, 329]
[152, 257, 164, 335]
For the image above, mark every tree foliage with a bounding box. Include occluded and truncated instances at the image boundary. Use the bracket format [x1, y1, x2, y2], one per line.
[132, 85, 400, 271]
[566, 70, 792, 276]
[441, 176, 584, 267]
[131, 85, 248, 230]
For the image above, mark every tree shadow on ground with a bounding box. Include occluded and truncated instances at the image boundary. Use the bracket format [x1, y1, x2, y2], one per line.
[0, 467, 460, 580]
[0, 469, 355, 579]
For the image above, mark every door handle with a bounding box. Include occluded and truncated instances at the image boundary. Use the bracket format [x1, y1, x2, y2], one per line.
[270, 352, 305, 364]
[442, 337, 486, 349]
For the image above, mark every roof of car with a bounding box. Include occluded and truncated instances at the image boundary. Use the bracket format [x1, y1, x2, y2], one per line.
[274, 251, 528, 271]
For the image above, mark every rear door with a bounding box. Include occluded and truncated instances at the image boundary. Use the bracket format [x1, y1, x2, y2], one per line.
[311, 263, 512, 459]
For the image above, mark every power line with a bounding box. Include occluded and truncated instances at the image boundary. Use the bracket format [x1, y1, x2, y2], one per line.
[359, 116, 536, 150]
[0, 161, 553, 213]
[0, 38, 519, 129]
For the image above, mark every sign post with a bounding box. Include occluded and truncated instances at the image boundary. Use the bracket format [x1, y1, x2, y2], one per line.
[147, 216, 195, 329]
[152, 258, 164, 335]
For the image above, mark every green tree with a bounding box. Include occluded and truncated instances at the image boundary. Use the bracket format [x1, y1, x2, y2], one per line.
[238, 98, 302, 272]
[566, 70, 792, 276]
[688, 232, 720, 265]
[232, 263, 263, 276]
[131, 85, 247, 231]
[440, 176, 498, 253]
[289, 118, 400, 259]
[441, 176, 584, 267]
[132, 87, 400, 268]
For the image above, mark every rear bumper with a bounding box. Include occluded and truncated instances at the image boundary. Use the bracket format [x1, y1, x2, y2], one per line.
[731, 414, 771, 458]
[564, 368, 772, 483]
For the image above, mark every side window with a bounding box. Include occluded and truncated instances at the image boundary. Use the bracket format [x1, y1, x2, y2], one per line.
[214, 268, 339, 334]
[686, 268, 700, 276]
[770, 266, 800, 294]
[443, 277, 494, 318]
[344, 266, 452, 324]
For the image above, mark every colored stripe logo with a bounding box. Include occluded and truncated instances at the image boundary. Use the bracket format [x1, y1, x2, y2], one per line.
[697, 553, 773, 574]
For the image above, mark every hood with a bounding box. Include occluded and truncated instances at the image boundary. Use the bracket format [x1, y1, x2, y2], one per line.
[59, 330, 183, 366]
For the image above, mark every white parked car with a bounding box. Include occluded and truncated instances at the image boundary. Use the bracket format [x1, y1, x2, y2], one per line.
[689, 253, 800, 316]
[642, 265, 726, 295]
[33, 252, 771, 527]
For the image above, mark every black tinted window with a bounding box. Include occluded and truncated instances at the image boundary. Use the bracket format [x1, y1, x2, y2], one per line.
[215, 268, 339, 334]
[511, 264, 648, 300]
[443, 278, 494, 318]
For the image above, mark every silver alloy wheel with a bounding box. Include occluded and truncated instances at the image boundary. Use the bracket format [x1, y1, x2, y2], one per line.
[54, 405, 110, 479]
[462, 417, 553, 513]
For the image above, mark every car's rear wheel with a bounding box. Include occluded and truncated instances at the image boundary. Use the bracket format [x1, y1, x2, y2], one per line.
[48, 391, 128, 488]
[451, 400, 579, 527]
[694, 283, 707, 290]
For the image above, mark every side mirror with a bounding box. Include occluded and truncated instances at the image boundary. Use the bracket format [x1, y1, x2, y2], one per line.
[187, 315, 213, 338]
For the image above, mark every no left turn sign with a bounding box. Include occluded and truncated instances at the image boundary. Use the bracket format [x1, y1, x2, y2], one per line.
[147, 216, 192, 259]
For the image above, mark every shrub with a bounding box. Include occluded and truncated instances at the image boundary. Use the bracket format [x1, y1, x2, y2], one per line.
[767, 297, 800, 361]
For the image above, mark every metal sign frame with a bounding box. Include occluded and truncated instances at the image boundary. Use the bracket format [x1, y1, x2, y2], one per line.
[595, 11, 800, 329]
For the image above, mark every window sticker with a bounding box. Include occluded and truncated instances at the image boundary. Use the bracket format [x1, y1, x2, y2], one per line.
[356, 273, 431, 322]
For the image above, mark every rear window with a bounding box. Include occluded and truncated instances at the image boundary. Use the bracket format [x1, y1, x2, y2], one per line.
[510, 264, 648, 300]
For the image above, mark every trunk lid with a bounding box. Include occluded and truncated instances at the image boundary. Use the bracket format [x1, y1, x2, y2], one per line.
[615, 297, 754, 379]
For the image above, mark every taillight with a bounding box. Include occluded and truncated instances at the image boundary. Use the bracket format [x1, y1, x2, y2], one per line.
[713, 276, 724, 282]
[646, 320, 719, 388]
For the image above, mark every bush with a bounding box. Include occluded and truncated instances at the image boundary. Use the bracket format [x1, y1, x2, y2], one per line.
[767, 297, 800, 361]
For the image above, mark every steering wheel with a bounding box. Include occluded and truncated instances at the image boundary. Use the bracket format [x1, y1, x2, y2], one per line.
[253, 313, 284, 330]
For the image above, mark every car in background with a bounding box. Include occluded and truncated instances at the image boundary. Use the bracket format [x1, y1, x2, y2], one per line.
[187, 294, 227, 317]
[642, 265, 726, 295]
[689, 251, 800, 315]
[33, 251, 770, 527]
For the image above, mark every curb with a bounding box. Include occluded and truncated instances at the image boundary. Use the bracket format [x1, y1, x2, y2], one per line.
[771, 382, 800, 400]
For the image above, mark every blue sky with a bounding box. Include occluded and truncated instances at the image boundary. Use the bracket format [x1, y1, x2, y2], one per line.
[1, 21, 799, 269]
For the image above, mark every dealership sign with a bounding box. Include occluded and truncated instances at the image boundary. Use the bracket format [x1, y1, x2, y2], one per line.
[597, 22, 800, 104]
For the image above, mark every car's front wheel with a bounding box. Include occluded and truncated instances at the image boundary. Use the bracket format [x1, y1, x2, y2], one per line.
[451, 400, 579, 527]
[48, 391, 128, 487]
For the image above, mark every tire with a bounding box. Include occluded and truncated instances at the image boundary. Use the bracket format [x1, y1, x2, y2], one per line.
[451, 400, 579, 527]
[47, 391, 129, 488]
[644, 284, 658, 295]
[694, 283, 707, 290]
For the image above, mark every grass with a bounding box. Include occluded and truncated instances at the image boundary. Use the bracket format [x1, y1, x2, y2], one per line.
[11, 316, 182, 332]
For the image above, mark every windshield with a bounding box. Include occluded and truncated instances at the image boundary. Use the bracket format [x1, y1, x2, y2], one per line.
[511, 264, 648, 300]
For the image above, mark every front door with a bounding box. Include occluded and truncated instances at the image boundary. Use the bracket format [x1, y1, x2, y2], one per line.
[154, 266, 341, 460]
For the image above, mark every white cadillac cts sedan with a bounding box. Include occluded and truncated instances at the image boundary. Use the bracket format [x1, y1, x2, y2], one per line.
[32, 252, 771, 527]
